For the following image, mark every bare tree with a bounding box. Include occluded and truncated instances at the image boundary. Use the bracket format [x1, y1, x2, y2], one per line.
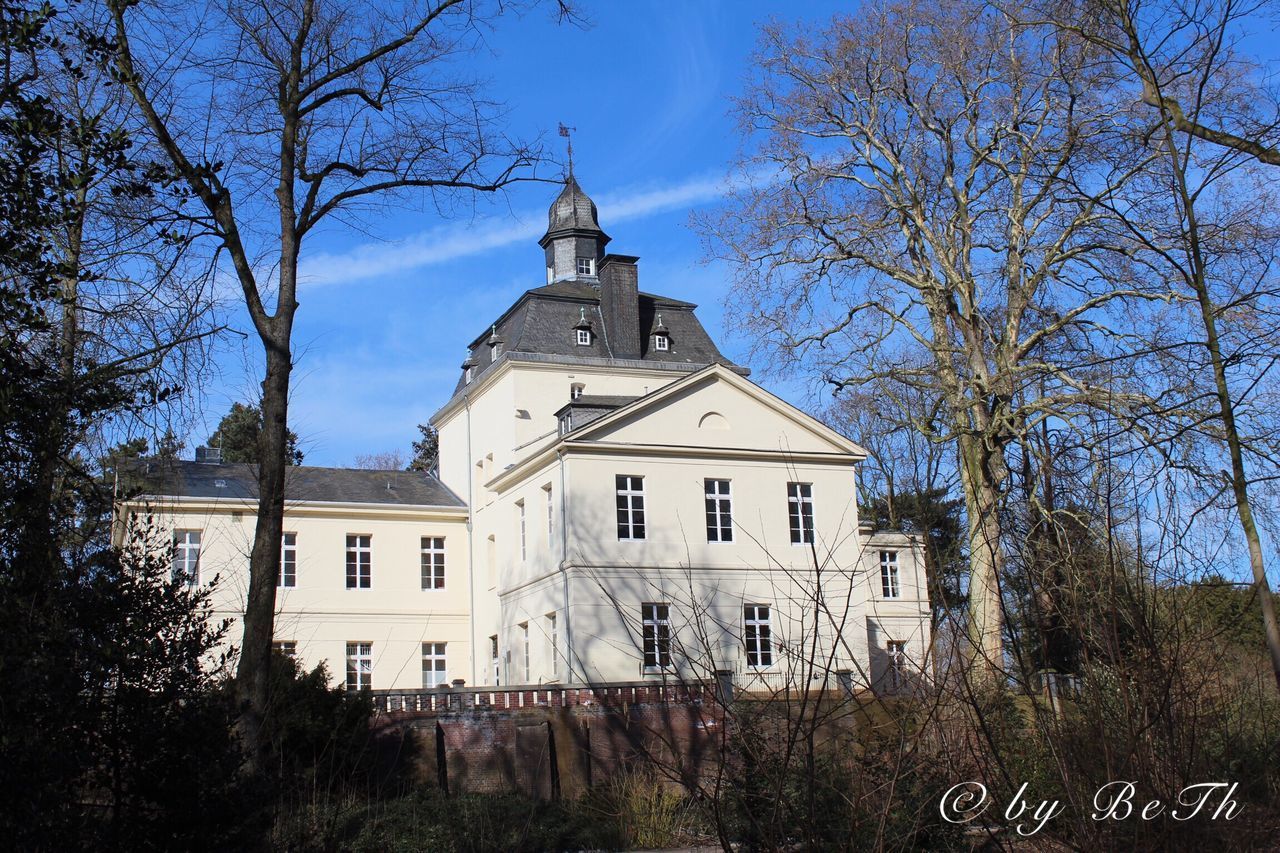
[352, 449, 407, 470]
[703, 0, 1162, 682]
[105, 0, 560, 764]
[1048, 0, 1280, 691]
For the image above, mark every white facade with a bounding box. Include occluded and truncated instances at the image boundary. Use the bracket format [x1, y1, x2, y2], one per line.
[125, 179, 931, 693]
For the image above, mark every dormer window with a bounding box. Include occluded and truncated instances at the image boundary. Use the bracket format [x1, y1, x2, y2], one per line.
[558, 411, 573, 435]
[654, 334, 669, 352]
[571, 383, 585, 400]
[576, 257, 595, 276]
[464, 366, 474, 383]
[491, 341, 502, 361]
[486, 325, 504, 362]
[576, 328, 591, 346]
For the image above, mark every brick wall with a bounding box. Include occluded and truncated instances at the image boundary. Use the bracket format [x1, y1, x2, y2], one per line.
[370, 682, 726, 798]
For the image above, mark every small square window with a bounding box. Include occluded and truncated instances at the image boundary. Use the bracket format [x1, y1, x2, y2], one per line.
[576, 328, 591, 346]
[576, 257, 594, 276]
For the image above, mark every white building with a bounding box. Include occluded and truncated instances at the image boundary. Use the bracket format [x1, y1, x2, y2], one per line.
[124, 177, 931, 694]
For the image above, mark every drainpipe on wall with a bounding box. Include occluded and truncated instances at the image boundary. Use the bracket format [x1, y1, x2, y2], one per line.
[558, 448, 575, 683]
[464, 395, 477, 686]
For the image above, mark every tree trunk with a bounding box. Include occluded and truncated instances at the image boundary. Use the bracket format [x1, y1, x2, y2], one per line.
[959, 431, 1005, 685]
[235, 339, 292, 768]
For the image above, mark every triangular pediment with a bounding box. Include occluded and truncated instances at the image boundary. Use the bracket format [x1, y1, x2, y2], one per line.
[566, 364, 866, 457]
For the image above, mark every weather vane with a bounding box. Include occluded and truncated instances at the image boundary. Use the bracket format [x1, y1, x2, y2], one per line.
[558, 122, 576, 178]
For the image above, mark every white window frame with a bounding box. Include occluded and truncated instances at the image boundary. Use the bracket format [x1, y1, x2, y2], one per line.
[744, 604, 773, 668]
[517, 500, 527, 562]
[173, 529, 201, 586]
[346, 534, 372, 589]
[570, 382, 585, 400]
[421, 536, 445, 590]
[616, 475, 646, 541]
[547, 612, 559, 679]
[641, 602, 671, 671]
[422, 642, 448, 688]
[887, 640, 908, 690]
[544, 484, 554, 545]
[520, 622, 530, 682]
[464, 365, 474, 383]
[705, 478, 733, 542]
[576, 328, 591, 346]
[654, 333, 669, 352]
[272, 640, 297, 657]
[279, 531, 297, 588]
[576, 257, 595, 276]
[490, 635, 500, 685]
[880, 550, 900, 598]
[346, 642, 372, 691]
[788, 482, 814, 545]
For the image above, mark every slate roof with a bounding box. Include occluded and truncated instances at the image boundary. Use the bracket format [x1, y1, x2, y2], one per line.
[125, 460, 466, 508]
[453, 281, 735, 395]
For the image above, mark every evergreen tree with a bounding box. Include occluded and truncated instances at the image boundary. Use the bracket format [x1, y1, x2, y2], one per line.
[407, 423, 439, 474]
[207, 402, 303, 465]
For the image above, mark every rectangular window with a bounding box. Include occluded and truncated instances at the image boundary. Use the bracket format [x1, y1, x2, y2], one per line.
[346, 535, 371, 589]
[654, 334, 669, 351]
[520, 622, 530, 682]
[788, 482, 814, 544]
[278, 532, 297, 588]
[641, 603, 671, 670]
[576, 328, 591, 346]
[272, 640, 297, 657]
[744, 605, 773, 668]
[546, 612, 559, 679]
[490, 635, 500, 685]
[345, 642, 372, 691]
[421, 536, 445, 589]
[422, 642, 447, 688]
[880, 550, 900, 598]
[576, 257, 594, 276]
[173, 529, 201, 585]
[705, 479, 733, 542]
[616, 475, 646, 540]
[887, 640, 907, 690]
[517, 500, 527, 562]
[544, 484, 554, 544]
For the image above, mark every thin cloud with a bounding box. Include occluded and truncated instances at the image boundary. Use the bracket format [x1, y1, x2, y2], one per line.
[298, 171, 748, 287]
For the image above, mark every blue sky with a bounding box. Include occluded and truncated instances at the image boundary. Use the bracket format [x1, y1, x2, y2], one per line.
[198, 1, 850, 467]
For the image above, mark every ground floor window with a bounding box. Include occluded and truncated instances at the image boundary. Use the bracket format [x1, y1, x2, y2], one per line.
[744, 604, 773, 668]
[422, 642, 447, 687]
[641, 603, 671, 670]
[272, 640, 297, 658]
[346, 642, 372, 691]
[887, 640, 907, 690]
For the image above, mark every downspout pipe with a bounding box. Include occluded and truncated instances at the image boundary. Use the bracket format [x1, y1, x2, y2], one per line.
[464, 396, 477, 686]
[558, 448, 575, 683]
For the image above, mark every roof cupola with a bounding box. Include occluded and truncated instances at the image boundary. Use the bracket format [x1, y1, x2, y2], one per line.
[539, 174, 610, 283]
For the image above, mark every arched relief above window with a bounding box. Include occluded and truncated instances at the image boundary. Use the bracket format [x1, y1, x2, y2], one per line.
[698, 411, 729, 431]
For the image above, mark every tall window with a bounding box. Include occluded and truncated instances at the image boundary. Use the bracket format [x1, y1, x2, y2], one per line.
[520, 622, 530, 682]
[490, 635, 500, 685]
[546, 612, 559, 679]
[887, 640, 907, 690]
[744, 605, 773, 668]
[272, 640, 297, 657]
[544, 484, 554, 544]
[616, 475, 646, 540]
[787, 482, 814, 545]
[517, 500, 527, 562]
[880, 550, 900, 598]
[421, 537, 445, 589]
[346, 535, 371, 589]
[346, 642, 372, 691]
[705, 479, 733, 542]
[654, 333, 669, 351]
[278, 532, 297, 587]
[422, 642, 447, 687]
[173, 530, 201, 585]
[641, 603, 671, 670]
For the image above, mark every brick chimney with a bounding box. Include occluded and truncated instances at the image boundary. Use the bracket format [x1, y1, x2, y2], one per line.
[599, 254, 640, 360]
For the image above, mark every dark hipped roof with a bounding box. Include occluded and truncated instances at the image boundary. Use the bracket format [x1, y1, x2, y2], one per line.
[126, 460, 466, 508]
[453, 281, 734, 394]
